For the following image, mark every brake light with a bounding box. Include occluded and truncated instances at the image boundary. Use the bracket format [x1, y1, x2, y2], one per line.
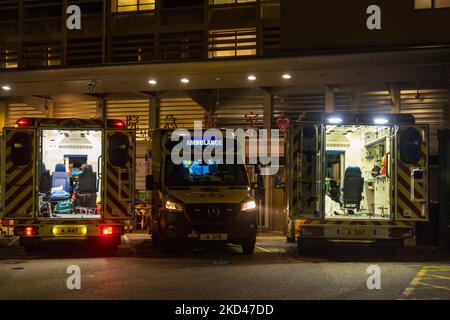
[102, 226, 113, 235]
[389, 227, 413, 238]
[17, 118, 28, 126]
[113, 120, 125, 128]
[15, 226, 37, 236]
[301, 227, 324, 237]
[100, 226, 120, 236]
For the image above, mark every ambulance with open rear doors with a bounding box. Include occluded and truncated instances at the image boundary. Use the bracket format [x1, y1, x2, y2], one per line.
[286, 113, 429, 252]
[1, 117, 135, 253]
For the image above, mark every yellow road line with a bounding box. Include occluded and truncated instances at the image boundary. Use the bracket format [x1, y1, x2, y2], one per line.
[402, 266, 428, 298]
[417, 282, 450, 292]
[429, 274, 450, 281]
[255, 245, 272, 253]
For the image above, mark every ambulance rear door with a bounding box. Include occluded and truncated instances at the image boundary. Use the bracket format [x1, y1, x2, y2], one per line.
[104, 129, 136, 219]
[394, 125, 429, 221]
[287, 123, 324, 219]
[1, 128, 36, 219]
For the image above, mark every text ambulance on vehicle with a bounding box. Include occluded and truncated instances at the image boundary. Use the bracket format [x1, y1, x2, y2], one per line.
[1, 118, 135, 253]
[146, 129, 258, 254]
[286, 113, 429, 252]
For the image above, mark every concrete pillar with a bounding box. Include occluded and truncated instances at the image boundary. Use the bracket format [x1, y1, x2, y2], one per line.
[149, 94, 160, 130]
[388, 83, 401, 114]
[263, 92, 273, 231]
[325, 87, 335, 113]
[0, 101, 6, 132]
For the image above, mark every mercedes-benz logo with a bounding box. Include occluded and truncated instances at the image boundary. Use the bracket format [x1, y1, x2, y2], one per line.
[207, 207, 220, 217]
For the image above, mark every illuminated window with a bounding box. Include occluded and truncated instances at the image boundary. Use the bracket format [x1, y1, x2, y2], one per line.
[415, 0, 450, 9]
[3, 49, 18, 69]
[209, 0, 256, 4]
[117, 0, 155, 12]
[208, 29, 257, 58]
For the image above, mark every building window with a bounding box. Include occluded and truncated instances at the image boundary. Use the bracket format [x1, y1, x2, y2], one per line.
[117, 0, 155, 12]
[415, 0, 450, 9]
[209, 0, 256, 4]
[208, 29, 257, 58]
[2, 49, 18, 69]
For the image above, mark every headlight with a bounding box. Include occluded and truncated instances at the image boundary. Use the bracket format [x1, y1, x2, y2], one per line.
[241, 199, 257, 212]
[165, 200, 183, 212]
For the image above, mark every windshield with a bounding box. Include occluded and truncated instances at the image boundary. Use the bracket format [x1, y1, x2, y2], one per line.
[165, 157, 249, 187]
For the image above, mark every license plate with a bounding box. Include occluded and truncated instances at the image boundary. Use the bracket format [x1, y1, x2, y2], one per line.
[341, 229, 372, 237]
[200, 233, 228, 241]
[52, 225, 87, 237]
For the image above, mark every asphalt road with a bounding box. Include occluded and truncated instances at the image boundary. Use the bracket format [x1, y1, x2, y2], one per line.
[1, 234, 450, 300]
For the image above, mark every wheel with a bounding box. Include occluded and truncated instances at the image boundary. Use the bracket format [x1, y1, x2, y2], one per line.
[23, 244, 43, 253]
[242, 241, 256, 255]
[286, 235, 295, 243]
[152, 232, 160, 245]
[160, 241, 174, 254]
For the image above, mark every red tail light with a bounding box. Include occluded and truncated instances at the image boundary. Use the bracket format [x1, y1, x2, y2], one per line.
[301, 227, 324, 237]
[113, 120, 125, 128]
[17, 118, 28, 126]
[101, 226, 120, 236]
[15, 226, 37, 236]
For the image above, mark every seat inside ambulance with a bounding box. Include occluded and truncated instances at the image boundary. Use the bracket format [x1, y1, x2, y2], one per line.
[324, 125, 391, 220]
[39, 130, 102, 219]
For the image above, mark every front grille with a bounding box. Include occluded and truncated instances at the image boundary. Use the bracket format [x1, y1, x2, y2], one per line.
[185, 204, 239, 222]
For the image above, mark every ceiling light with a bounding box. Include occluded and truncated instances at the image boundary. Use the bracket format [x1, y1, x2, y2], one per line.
[180, 78, 190, 84]
[2, 85, 11, 91]
[374, 118, 389, 125]
[148, 79, 157, 85]
[247, 75, 256, 81]
[328, 117, 343, 124]
[282, 74, 292, 80]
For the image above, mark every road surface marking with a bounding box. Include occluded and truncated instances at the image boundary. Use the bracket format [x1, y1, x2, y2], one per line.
[255, 245, 272, 253]
[402, 266, 428, 298]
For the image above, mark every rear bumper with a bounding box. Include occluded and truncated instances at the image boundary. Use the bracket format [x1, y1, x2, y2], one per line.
[159, 209, 257, 245]
[20, 235, 121, 247]
[293, 219, 414, 241]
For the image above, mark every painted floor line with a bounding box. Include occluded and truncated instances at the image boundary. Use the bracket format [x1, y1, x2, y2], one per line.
[402, 266, 428, 298]
[255, 245, 272, 253]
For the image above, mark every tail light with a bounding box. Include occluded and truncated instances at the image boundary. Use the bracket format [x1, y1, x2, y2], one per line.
[301, 227, 324, 237]
[100, 226, 121, 236]
[16, 118, 35, 127]
[389, 228, 413, 238]
[107, 119, 126, 129]
[15, 226, 38, 236]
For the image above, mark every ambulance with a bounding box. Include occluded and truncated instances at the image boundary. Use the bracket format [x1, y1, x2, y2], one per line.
[146, 129, 258, 254]
[1, 118, 135, 253]
[286, 113, 429, 252]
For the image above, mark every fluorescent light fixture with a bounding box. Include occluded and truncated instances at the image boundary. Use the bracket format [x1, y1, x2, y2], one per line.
[180, 78, 190, 84]
[2, 85, 11, 91]
[374, 118, 389, 125]
[282, 73, 292, 79]
[247, 75, 257, 81]
[148, 79, 157, 85]
[328, 117, 343, 124]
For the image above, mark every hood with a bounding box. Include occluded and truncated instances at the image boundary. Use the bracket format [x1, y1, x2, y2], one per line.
[167, 186, 250, 204]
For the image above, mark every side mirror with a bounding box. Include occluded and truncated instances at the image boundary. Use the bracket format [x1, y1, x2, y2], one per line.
[146, 175, 154, 191]
[274, 175, 285, 189]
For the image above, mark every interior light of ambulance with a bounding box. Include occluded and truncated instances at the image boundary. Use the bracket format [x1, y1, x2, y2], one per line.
[374, 118, 389, 125]
[327, 117, 343, 124]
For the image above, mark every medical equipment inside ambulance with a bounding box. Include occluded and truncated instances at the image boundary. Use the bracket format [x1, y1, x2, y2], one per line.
[38, 130, 102, 219]
[324, 125, 392, 219]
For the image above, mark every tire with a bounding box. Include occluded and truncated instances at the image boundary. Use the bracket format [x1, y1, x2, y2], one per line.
[242, 241, 256, 255]
[152, 232, 160, 245]
[23, 244, 43, 253]
[160, 241, 174, 254]
[286, 235, 296, 243]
